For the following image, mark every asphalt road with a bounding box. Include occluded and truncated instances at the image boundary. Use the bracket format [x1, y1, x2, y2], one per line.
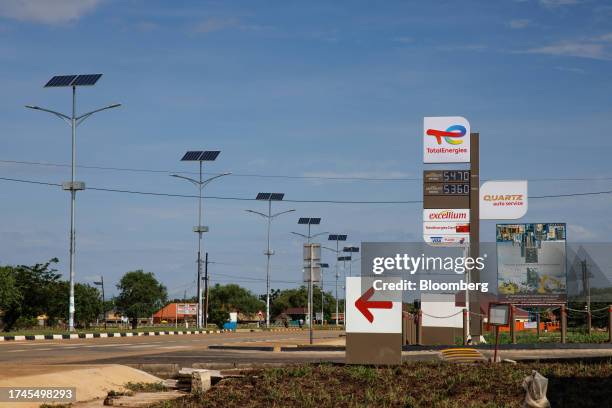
[0, 330, 347, 367]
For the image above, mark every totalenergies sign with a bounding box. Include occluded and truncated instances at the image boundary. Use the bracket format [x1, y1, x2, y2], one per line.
[480, 181, 528, 220]
[423, 117, 471, 163]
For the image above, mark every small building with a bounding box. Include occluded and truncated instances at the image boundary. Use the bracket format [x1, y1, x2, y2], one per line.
[153, 303, 197, 324]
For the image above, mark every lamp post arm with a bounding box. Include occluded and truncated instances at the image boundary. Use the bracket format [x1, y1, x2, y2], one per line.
[170, 174, 200, 186]
[290, 231, 308, 239]
[24, 105, 71, 124]
[76, 103, 121, 126]
[202, 172, 232, 188]
[245, 209, 269, 219]
[310, 231, 330, 240]
[271, 209, 295, 219]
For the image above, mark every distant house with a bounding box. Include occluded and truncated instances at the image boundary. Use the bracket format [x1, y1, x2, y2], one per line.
[152, 303, 197, 324]
[280, 307, 307, 321]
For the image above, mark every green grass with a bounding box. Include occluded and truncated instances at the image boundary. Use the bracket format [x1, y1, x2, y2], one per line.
[151, 360, 612, 408]
[124, 381, 168, 392]
[482, 330, 611, 344]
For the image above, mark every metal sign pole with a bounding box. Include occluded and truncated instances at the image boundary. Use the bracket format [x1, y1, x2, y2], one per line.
[469, 132, 481, 338]
[309, 243, 314, 344]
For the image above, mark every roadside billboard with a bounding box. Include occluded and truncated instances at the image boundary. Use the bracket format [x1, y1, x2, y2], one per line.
[480, 181, 528, 220]
[496, 223, 567, 304]
[423, 117, 471, 163]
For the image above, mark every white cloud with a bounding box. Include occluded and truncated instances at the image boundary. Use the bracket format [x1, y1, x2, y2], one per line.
[192, 18, 273, 35]
[568, 225, 597, 241]
[509, 19, 531, 29]
[193, 18, 238, 34]
[554, 66, 586, 74]
[525, 42, 610, 60]
[539, 0, 581, 6]
[0, 0, 103, 25]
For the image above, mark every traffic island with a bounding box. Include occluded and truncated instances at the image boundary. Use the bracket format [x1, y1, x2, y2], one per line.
[146, 361, 612, 408]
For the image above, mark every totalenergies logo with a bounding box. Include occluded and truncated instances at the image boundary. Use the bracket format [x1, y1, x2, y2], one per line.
[426, 125, 466, 145]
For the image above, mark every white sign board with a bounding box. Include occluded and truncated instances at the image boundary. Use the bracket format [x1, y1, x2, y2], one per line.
[421, 294, 463, 328]
[480, 181, 528, 220]
[489, 304, 510, 326]
[423, 209, 470, 246]
[423, 116, 470, 163]
[345, 277, 401, 334]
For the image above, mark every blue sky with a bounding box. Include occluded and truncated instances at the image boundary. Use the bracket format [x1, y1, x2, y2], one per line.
[0, 0, 611, 298]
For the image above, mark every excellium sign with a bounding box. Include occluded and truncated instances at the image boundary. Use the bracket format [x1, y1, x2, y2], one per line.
[423, 116, 471, 163]
[423, 209, 470, 246]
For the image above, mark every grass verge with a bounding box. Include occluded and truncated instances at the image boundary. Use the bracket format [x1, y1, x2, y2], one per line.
[152, 360, 612, 408]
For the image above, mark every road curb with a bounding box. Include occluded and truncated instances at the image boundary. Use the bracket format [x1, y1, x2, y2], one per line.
[0, 329, 222, 342]
[0, 327, 318, 342]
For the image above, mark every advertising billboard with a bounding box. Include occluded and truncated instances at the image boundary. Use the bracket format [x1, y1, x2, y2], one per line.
[480, 181, 528, 220]
[423, 117, 471, 163]
[496, 223, 567, 304]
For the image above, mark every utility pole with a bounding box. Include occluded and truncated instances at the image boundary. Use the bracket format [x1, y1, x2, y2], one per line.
[204, 252, 210, 328]
[26, 74, 120, 332]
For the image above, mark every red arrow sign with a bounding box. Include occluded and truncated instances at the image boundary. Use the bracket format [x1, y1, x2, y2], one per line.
[355, 287, 393, 323]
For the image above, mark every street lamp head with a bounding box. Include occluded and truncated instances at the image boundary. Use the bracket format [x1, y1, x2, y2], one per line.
[25, 105, 40, 110]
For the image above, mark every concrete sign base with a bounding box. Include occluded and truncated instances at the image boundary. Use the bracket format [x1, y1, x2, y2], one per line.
[345, 333, 402, 365]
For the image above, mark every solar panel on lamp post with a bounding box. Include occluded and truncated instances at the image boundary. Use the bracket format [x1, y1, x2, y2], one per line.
[327, 234, 347, 326]
[25, 74, 120, 332]
[343, 246, 360, 277]
[171, 151, 231, 329]
[245, 193, 294, 328]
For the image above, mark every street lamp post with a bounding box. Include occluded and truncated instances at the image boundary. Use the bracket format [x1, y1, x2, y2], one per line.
[246, 193, 294, 328]
[291, 217, 327, 343]
[26, 74, 120, 332]
[318, 263, 329, 325]
[326, 234, 347, 326]
[338, 255, 352, 327]
[291, 218, 327, 345]
[172, 150, 230, 329]
[343, 246, 360, 277]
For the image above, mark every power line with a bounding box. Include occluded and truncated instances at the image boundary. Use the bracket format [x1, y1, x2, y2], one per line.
[2, 175, 612, 204]
[3, 158, 612, 183]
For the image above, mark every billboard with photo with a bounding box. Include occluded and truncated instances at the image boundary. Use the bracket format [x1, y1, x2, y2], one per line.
[496, 223, 567, 304]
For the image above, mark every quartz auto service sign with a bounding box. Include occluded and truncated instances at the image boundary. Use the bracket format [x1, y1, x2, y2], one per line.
[480, 181, 528, 220]
[423, 116, 470, 163]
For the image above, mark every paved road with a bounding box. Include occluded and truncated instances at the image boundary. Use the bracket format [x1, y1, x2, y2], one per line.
[0, 330, 346, 367]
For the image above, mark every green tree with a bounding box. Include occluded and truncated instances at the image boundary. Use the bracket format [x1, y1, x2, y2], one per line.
[115, 270, 167, 329]
[1, 258, 63, 330]
[208, 284, 264, 327]
[46, 283, 103, 328]
[0, 266, 21, 318]
[270, 286, 339, 321]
